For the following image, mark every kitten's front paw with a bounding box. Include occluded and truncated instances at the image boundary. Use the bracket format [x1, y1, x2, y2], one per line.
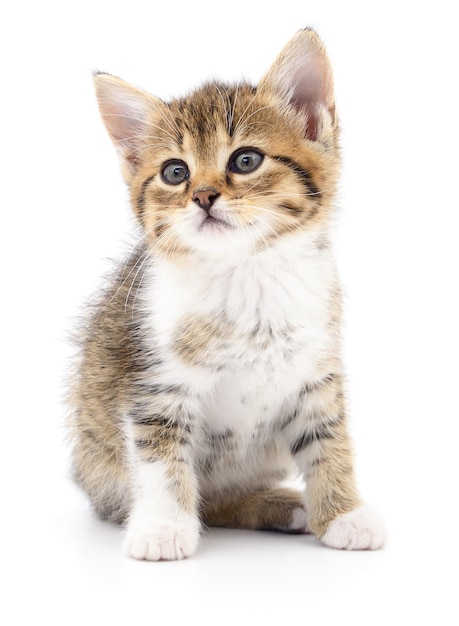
[124, 515, 200, 561]
[320, 504, 386, 550]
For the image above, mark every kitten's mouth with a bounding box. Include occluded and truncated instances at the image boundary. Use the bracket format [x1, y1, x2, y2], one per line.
[199, 215, 233, 231]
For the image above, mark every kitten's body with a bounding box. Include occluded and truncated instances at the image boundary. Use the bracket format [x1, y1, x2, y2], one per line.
[68, 30, 385, 559]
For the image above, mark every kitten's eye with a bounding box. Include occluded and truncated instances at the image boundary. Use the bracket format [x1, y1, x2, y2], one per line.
[161, 160, 190, 185]
[229, 149, 264, 174]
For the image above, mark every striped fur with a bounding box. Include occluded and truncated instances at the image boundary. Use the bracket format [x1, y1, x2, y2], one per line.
[67, 29, 385, 560]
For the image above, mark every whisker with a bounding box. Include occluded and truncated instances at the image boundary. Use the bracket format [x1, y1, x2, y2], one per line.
[100, 239, 152, 314]
[233, 90, 261, 135]
[101, 113, 147, 124]
[212, 83, 231, 134]
[124, 248, 154, 314]
[106, 116, 180, 144]
[229, 81, 240, 135]
[234, 101, 275, 136]
[160, 105, 183, 141]
[244, 189, 326, 200]
[251, 205, 311, 232]
[130, 254, 154, 316]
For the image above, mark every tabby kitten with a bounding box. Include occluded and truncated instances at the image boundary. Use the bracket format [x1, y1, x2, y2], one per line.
[68, 29, 385, 560]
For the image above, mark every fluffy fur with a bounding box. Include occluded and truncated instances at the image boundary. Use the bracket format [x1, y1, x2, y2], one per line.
[67, 29, 385, 560]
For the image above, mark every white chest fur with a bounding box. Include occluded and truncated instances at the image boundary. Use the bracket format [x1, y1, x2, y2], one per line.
[144, 232, 338, 436]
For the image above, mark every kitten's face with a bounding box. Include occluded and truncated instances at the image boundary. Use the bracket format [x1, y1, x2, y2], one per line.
[94, 30, 339, 259]
[129, 84, 337, 258]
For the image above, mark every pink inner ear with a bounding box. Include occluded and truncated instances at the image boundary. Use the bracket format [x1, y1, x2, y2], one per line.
[103, 101, 141, 142]
[291, 98, 321, 141]
[106, 101, 146, 162]
[289, 62, 330, 141]
[259, 31, 335, 143]
[305, 113, 319, 142]
[96, 87, 149, 164]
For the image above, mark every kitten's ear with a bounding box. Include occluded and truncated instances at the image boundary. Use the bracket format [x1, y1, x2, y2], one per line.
[259, 29, 335, 142]
[93, 73, 165, 175]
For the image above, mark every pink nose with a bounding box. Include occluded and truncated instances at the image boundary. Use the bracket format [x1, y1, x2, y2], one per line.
[192, 188, 220, 212]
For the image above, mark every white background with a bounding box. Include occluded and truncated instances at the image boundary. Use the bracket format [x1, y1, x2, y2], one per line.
[2, 1, 458, 624]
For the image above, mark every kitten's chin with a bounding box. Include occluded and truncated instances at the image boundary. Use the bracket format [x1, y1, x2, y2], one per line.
[177, 218, 249, 257]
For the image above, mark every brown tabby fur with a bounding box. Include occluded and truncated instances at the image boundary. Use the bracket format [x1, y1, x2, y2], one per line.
[68, 29, 383, 558]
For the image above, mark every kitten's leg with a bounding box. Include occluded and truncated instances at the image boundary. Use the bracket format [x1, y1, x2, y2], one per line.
[291, 374, 385, 550]
[124, 394, 200, 561]
[203, 487, 308, 533]
[70, 407, 131, 524]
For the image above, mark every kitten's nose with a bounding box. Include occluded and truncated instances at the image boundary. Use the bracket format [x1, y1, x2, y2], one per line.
[192, 188, 220, 212]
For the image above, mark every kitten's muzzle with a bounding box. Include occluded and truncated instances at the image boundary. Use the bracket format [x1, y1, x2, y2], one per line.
[192, 187, 220, 213]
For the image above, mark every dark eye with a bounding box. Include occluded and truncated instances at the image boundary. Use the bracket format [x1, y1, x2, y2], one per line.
[161, 160, 190, 185]
[229, 149, 264, 174]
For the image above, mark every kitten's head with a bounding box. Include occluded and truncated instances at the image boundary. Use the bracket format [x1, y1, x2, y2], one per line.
[94, 29, 339, 259]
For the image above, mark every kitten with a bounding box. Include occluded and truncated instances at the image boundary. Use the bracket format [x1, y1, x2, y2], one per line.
[68, 29, 385, 560]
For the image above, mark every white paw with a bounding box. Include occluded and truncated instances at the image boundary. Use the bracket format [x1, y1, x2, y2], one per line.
[123, 515, 200, 561]
[320, 504, 386, 550]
